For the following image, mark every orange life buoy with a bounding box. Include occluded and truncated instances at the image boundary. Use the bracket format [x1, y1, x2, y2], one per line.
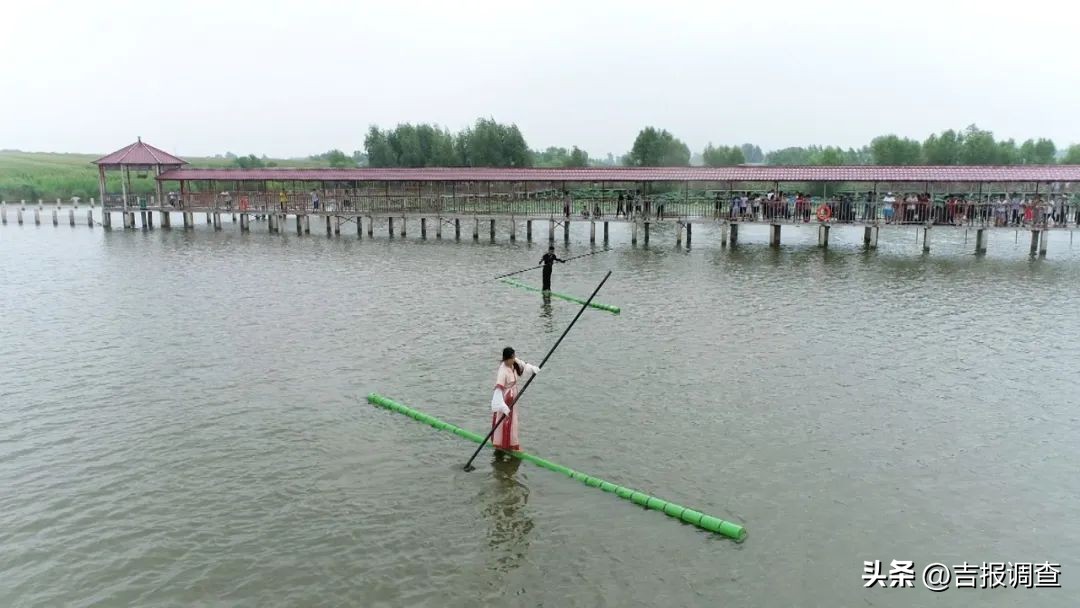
[239, 196, 249, 211]
[816, 205, 832, 222]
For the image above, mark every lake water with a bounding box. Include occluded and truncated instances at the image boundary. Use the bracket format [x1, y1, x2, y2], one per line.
[1, 215, 1077, 607]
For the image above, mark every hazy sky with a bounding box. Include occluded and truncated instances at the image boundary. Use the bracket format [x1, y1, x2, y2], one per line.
[4, 0, 1079, 158]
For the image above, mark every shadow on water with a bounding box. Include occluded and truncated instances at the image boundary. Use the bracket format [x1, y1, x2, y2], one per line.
[539, 294, 554, 333]
[483, 453, 533, 573]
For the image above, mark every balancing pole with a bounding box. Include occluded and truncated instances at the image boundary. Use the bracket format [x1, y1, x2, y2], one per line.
[490, 249, 610, 281]
[464, 270, 612, 471]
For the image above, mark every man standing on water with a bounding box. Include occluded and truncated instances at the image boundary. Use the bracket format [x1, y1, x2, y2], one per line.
[539, 246, 565, 291]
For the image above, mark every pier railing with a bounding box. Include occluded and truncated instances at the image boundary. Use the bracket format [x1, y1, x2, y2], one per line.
[92, 191, 1080, 228]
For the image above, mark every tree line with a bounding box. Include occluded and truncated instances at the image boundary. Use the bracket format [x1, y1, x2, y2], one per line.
[253, 118, 1080, 170]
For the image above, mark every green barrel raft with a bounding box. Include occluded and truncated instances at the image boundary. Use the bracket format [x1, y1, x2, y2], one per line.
[367, 392, 745, 542]
[500, 278, 621, 315]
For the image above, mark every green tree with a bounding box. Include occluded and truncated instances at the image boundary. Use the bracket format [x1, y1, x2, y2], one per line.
[958, 124, 998, 165]
[922, 129, 961, 164]
[740, 143, 764, 163]
[626, 127, 691, 166]
[870, 135, 922, 165]
[814, 146, 845, 166]
[1062, 144, 1080, 164]
[702, 143, 745, 166]
[1020, 138, 1057, 164]
[234, 154, 265, 169]
[458, 118, 532, 167]
[997, 139, 1020, 165]
[565, 146, 589, 167]
[766, 146, 819, 165]
[364, 126, 396, 167]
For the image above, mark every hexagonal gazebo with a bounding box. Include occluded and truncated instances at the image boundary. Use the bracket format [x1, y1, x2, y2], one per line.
[92, 137, 186, 228]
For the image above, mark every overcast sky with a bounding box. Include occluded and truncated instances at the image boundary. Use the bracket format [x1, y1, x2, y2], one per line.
[4, 0, 1079, 159]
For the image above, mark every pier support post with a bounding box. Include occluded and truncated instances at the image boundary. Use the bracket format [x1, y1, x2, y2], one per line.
[183, 212, 192, 229]
[729, 223, 738, 246]
[632, 221, 638, 245]
[490, 218, 495, 241]
[675, 222, 681, 245]
[590, 220, 596, 243]
[267, 213, 276, 233]
[1030, 229, 1040, 255]
[473, 218, 479, 240]
[232, 213, 237, 223]
[510, 218, 516, 241]
[334, 216, 341, 235]
[296, 214, 303, 235]
[401, 217, 407, 237]
[69, 206, 75, 226]
[87, 209, 94, 227]
[367, 216, 373, 237]
[771, 224, 782, 247]
[564, 220, 569, 243]
[207, 212, 213, 225]
[421, 217, 427, 239]
[304, 215, 310, 234]
[213, 213, 222, 230]
[863, 226, 872, 248]
[240, 214, 248, 231]
[358, 216, 363, 238]
[686, 222, 692, 247]
[18, 206, 24, 225]
[526, 219, 532, 242]
[326, 215, 332, 236]
[1039, 229, 1049, 257]
[549, 219, 555, 242]
[161, 210, 170, 228]
[454, 218, 461, 240]
[388, 216, 394, 237]
[603, 221, 609, 244]
[146, 210, 153, 230]
[643, 221, 649, 245]
[818, 224, 830, 248]
[52, 206, 58, 226]
[34, 207, 41, 225]
[975, 228, 987, 254]
[922, 226, 931, 252]
[1, 202, 6, 225]
[435, 217, 442, 239]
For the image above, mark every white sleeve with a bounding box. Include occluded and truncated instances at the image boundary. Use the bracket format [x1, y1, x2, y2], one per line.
[491, 389, 510, 415]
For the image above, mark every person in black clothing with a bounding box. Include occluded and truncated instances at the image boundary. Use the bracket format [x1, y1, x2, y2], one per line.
[539, 246, 565, 291]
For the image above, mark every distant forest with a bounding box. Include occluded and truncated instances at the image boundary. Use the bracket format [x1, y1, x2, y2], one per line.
[287, 119, 1080, 170]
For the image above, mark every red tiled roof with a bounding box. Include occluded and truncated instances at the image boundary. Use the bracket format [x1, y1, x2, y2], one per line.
[157, 165, 1080, 183]
[94, 139, 187, 167]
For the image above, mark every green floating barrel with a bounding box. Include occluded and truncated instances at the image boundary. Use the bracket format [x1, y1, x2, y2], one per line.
[367, 392, 745, 542]
[501, 278, 621, 315]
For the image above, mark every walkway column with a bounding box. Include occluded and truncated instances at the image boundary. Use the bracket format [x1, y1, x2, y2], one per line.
[388, 217, 394, 237]
[975, 228, 987, 254]
[603, 221, 609, 244]
[367, 216, 373, 237]
[818, 224, 830, 248]
[563, 220, 569, 243]
[1039, 229, 1049, 256]
[69, 206, 75, 226]
[729, 223, 739, 246]
[213, 213, 222, 230]
[473, 218, 479, 240]
[454, 218, 461, 240]
[526, 219, 532, 242]
[632, 221, 638, 245]
[51, 206, 58, 226]
[183, 212, 192, 229]
[334, 216, 341, 235]
[549, 219, 555, 242]
[161, 210, 170, 228]
[510, 218, 516, 241]
[303, 215, 310, 234]
[771, 224, 782, 247]
[686, 222, 692, 247]
[296, 214, 303, 235]
[489, 218, 495, 241]
[922, 226, 931, 252]
[146, 210, 154, 229]
[401, 217, 407, 237]
[721, 222, 728, 246]
[87, 208, 94, 227]
[358, 216, 363, 238]
[1, 202, 6, 225]
[34, 205, 41, 225]
[421, 217, 427, 239]
[240, 213, 248, 231]
[207, 212, 213, 225]
[17, 205, 24, 225]
[675, 222, 682, 245]
[326, 215, 332, 236]
[435, 217, 441, 239]
[590, 220, 596, 243]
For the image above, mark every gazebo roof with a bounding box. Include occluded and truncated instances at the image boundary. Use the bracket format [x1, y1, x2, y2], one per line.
[93, 137, 187, 168]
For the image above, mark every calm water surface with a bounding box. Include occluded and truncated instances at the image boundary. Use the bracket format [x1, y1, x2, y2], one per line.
[1, 216, 1078, 607]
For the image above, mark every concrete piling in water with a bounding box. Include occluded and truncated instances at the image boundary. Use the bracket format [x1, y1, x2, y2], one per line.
[686, 222, 692, 247]
[18, 206, 24, 225]
[526, 219, 532, 242]
[489, 219, 495, 241]
[454, 218, 460, 240]
[401, 217, 407, 238]
[975, 228, 987, 254]
[510, 218, 516, 241]
[771, 224, 782, 247]
[146, 210, 154, 230]
[87, 209, 94, 227]
[603, 221, 609, 244]
[296, 215, 303, 235]
[326, 215, 332, 236]
[564, 220, 570, 243]
[68, 206, 75, 226]
[676, 222, 681, 245]
[183, 212, 192, 229]
[213, 213, 222, 230]
[207, 212, 213, 225]
[643, 221, 650, 245]
[240, 214, 249, 231]
[720, 222, 728, 246]
[549, 219, 555, 242]
[1039, 229, 1049, 257]
[473, 218, 479, 241]
[161, 210, 170, 228]
[590, 220, 596, 243]
[357, 216, 363, 238]
[421, 217, 427, 239]
[231, 213, 237, 223]
[729, 223, 738, 246]
[922, 226, 931, 252]
[1, 201, 6, 225]
[818, 224, 830, 248]
[632, 221, 638, 245]
[34, 206, 41, 225]
[52, 206, 58, 226]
